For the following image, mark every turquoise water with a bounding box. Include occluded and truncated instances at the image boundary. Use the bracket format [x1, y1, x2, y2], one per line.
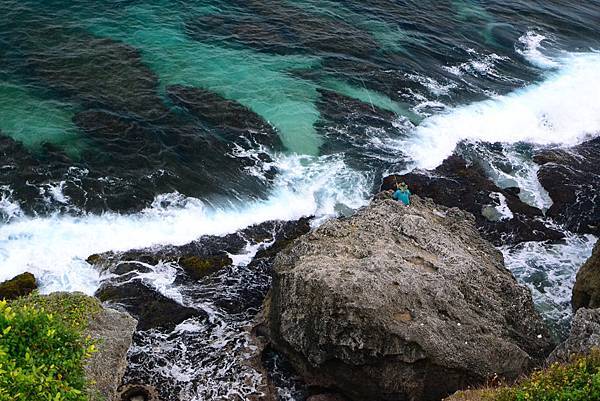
[0, 81, 82, 156]
[85, 4, 325, 155]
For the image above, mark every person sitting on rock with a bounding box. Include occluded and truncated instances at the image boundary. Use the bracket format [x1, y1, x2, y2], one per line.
[392, 182, 411, 206]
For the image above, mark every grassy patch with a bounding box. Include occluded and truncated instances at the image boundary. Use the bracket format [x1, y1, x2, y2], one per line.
[450, 350, 600, 401]
[10, 292, 102, 331]
[0, 293, 100, 401]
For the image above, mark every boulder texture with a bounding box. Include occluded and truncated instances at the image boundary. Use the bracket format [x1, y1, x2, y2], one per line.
[534, 136, 600, 236]
[547, 308, 600, 364]
[85, 304, 137, 401]
[572, 240, 600, 310]
[263, 197, 553, 401]
[0, 272, 37, 300]
[381, 155, 564, 245]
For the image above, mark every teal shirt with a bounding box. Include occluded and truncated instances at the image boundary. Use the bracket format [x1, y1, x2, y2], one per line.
[393, 189, 411, 205]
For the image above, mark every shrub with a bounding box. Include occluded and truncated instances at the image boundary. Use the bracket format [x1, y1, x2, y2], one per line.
[495, 350, 600, 401]
[0, 297, 96, 401]
[451, 350, 600, 401]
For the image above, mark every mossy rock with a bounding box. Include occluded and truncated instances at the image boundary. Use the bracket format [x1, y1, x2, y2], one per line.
[11, 291, 103, 330]
[0, 272, 37, 300]
[86, 254, 103, 265]
[179, 254, 233, 280]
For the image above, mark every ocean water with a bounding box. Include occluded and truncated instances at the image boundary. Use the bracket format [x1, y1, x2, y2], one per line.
[1, 0, 600, 398]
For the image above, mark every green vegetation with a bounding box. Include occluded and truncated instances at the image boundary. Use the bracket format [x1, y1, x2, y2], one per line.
[0, 293, 100, 401]
[451, 350, 600, 401]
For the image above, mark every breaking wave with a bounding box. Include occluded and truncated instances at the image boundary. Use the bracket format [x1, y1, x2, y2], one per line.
[0, 152, 369, 293]
[404, 51, 600, 169]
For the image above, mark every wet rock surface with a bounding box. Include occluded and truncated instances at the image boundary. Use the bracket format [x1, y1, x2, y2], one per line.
[96, 280, 204, 332]
[572, 240, 600, 311]
[382, 155, 564, 245]
[0, 272, 37, 300]
[534, 136, 600, 236]
[262, 197, 553, 401]
[548, 307, 600, 364]
[87, 218, 311, 400]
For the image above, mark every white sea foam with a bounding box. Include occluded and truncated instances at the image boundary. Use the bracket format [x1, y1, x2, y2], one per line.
[517, 31, 560, 69]
[404, 52, 600, 169]
[502, 233, 597, 331]
[487, 192, 513, 221]
[0, 153, 369, 293]
[443, 52, 508, 78]
[0, 186, 24, 222]
[484, 145, 553, 210]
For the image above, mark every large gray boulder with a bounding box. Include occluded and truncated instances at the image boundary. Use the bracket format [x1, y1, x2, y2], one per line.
[548, 308, 600, 364]
[262, 197, 553, 401]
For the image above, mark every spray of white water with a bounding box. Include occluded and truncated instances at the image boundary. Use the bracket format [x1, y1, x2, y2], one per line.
[404, 51, 600, 169]
[0, 153, 369, 293]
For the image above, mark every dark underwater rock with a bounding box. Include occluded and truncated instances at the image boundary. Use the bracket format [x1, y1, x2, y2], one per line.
[0, 272, 37, 300]
[69, 108, 276, 213]
[315, 89, 408, 174]
[572, 240, 600, 311]
[166, 85, 283, 150]
[187, 1, 380, 58]
[261, 197, 553, 401]
[382, 155, 564, 245]
[534, 137, 600, 236]
[317, 89, 399, 131]
[25, 28, 167, 120]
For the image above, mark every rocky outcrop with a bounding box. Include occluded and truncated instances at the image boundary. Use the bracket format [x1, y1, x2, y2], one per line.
[262, 197, 553, 401]
[548, 308, 600, 364]
[86, 303, 137, 401]
[382, 155, 564, 245]
[534, 137, 600, 236]
[88, 218, 312, 331]
[95, 280, 203, 332]
[572, 240, 600, 310]
[0, 272, 37, 300]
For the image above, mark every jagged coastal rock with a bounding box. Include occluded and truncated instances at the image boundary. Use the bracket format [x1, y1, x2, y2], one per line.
[548, 308, 600, 364]
[534, 137, 600, 236]
[382, 155, 564, 245]
[572, 240, 600, 310]
[261, 197, 553, 401]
